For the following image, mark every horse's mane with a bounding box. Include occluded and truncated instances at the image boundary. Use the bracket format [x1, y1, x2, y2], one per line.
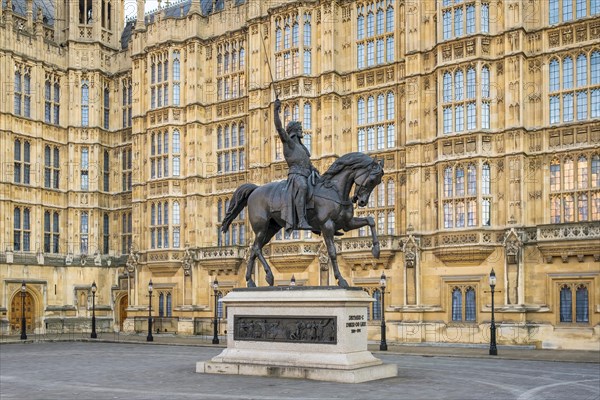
[320, 152, 375, 186]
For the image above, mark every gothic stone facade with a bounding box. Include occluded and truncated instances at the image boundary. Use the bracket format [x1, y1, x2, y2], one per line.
[0, 0, 598, 349]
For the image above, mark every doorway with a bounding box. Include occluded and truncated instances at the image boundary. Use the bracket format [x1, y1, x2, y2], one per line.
[119, 295, 128, 330]
[10, 292, 35, 334]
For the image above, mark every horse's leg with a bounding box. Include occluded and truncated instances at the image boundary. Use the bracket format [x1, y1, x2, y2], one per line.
[254, 224, 280, 286]
[245, 247, 258, 287]
[343, 216, 380, 259]
[322, 220, 349, 288]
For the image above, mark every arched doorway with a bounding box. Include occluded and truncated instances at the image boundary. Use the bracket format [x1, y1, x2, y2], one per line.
[10, 292, 35, 334]
[118, 295, 128, 330]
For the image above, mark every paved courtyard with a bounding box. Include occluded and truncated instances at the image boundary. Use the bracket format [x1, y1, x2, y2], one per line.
[0, 342, 598, 400]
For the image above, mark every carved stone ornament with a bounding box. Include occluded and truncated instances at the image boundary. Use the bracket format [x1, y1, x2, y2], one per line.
[503, 228, 522, 265]
[403, 235, 419, 269]
[182, 247, 194, 276]
[126, 249, 140, 273]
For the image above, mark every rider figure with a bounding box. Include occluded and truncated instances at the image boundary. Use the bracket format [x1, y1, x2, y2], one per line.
[274, 98, 318, 233]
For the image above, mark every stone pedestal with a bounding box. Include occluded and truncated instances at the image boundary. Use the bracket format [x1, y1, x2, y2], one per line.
[196, 287, 397, 383]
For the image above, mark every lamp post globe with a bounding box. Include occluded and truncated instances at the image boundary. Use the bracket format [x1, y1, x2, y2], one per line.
[489, 269, 498, 356]
[147, 280, 154, 342]
[379, 273, 387, 351]
[212, 279, 220, 345]
[91, 281, 97, 339]
[20, 281, 27, 340]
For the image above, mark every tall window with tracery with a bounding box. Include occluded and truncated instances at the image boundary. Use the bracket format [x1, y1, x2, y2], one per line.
[14, 139, 31, 185]
[274, 11, 312, 79]
[357, 92, 395, 152]
[217, 198, 246, 246]
[45, 75, 60, 124]
[14, 207, 31, 252]
[80, 211, 89, 254]
[122, 212, 132, 254]
[217, 40, 245, 100]
[14, 66, 31, 118]
[122, 77, 132, 128]
[357, 179, 395, 236]
[451, 285, 476, 322]
[549, 154, 600, 223]
[442, 162, 491, 228]
[559, 282, 589, 323]
[44, 146, 60, 189]
[150, 52, 169, 109]
[150, 202, 170, 249]
[103, 83, 110, 129]
[81, 79, 89, 126]
[44, 211, 60, 253]
[442, 65, 491, 134]
[217, 122, 246, 173]
[122, 148, 132, 191]
[103, 213, 110, 254]
[81, 147, 89, 190]
[151, 131, 169, 179]
[548, 52, 600, 125]
[356, 0, 395, 69]
[173, 50, 182, 105]
[441, 0, 489, 41]
[549, 0, 600, 24]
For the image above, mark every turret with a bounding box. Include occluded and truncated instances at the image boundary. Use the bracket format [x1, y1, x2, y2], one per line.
[135, 0, 145, 31]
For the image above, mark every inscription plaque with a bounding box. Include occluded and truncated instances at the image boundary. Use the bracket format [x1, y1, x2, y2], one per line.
[234, 316, 337, 344]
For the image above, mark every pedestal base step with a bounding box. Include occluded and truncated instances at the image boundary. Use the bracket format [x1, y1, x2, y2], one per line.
[196, 360, 398, 383]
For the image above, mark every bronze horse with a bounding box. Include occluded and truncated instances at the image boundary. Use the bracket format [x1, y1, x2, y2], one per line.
[221, 152, 384, 288]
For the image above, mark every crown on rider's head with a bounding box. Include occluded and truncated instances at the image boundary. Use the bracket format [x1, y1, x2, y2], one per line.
[286, 121, 303, 137]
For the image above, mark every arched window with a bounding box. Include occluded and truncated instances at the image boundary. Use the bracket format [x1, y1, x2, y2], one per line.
[549, 59, 560, 91]
[166, 293, 172, 317]
[452, 288, 462, 321]
[591, 51, 600, 84]
[239, 47, 245, 68]
[217, 292, 224, 318]
[465, 288, 476, 321]
[386, 5, 394, 32]
[564, 157, 575, 190]
[239, 123, 245, 145]
[592, 155, 600, 187]
[377, 94, 385, 121]
[482, 163, 491, 195]
[576, 285, 589, 322]
[358, 98, 365, 124]
[292, 22, 299, 46]
[444, 167, 453, 197]
[577, 54, 587, 87]
[455, 167, 465, 196]
[387, 92, 395, 119]
[372, 289, 381, 320]
[453, 70, 463, 101]
[367, 12, 374, 37]
[466, 68, 476, 99]
[443, 73, 452, 102]
[563, 56, 573, 89]
[81, 80, 89, 126]
[482, 66, 490, 98]
[303, 103, 312, 130]
[367, 96, 375, 123]
[467, 164, 477, 195]
[276, 28, 282, 51]
[550, 158, 561, 192]
[159, 293, 165, 317]
[387, 180, 395, 206]
[387, 210, 395, 234]
[578, 156, 588, 189]
[357, 13, 364, 40]
[560, 285, 572, 322]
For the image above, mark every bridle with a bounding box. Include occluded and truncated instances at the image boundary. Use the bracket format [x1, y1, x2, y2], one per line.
[352, 161, 378, 203]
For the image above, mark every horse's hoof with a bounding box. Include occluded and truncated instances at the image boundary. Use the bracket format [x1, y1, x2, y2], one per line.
[337, 278, 350, 288]
[372, 244, 380, 259]
[247, 279, 256, 288]
[266, 273, 274, 286]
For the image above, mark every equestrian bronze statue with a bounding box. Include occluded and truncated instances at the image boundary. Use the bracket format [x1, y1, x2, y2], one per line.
[221, 101, 384, 288]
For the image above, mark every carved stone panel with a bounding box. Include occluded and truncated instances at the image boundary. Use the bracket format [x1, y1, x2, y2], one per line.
[234, 316, 337, 344]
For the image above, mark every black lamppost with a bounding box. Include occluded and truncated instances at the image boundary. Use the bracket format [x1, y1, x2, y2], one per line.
[20, 281, 27, 340]
[212, 278, 220, 345]
[489, 269, 498, 356]
[147, 280, 154, 342]
[91, 281, 97, 339]
[379, 273, 387, 351]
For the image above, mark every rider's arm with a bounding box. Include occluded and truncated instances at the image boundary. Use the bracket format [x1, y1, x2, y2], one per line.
[274, 99, 290, 144]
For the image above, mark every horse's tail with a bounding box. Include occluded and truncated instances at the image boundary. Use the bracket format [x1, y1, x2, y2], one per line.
[221, 183, 258, 233]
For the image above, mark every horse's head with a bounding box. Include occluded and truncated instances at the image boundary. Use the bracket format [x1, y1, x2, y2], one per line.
[352, 158, 384, 207]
